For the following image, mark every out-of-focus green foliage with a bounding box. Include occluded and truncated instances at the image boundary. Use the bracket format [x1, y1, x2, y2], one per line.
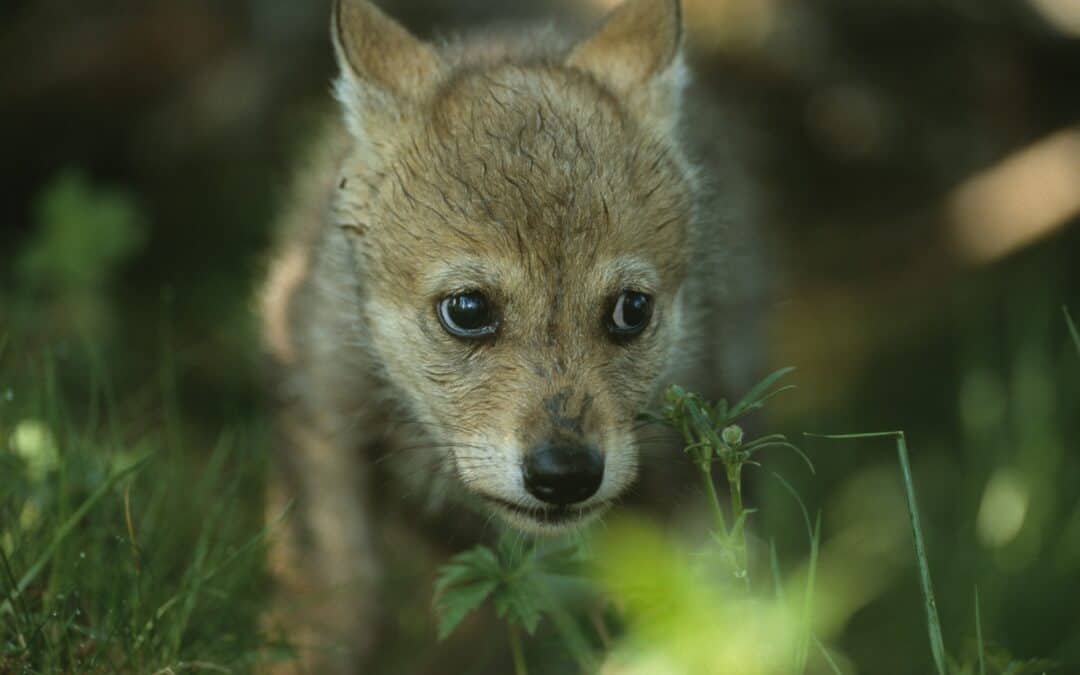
[592, 518, 804, 675]
[16, 170, 144, 293]
[3, 171, 149, 345]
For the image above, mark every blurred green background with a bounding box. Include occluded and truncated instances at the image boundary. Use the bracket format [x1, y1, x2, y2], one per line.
[1, 0, 1079, 673]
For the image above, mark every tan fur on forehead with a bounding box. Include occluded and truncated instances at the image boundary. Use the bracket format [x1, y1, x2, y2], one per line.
[344, 63, 694, 298]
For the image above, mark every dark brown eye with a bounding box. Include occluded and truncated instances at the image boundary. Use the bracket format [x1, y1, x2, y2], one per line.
[438, 292, 497, 338]
[608, 290, 652, 339]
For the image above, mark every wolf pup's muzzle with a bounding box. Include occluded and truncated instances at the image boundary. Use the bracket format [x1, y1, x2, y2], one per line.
[523, 440, 604, 505]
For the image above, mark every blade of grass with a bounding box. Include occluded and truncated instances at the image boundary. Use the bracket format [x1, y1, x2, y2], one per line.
[1, 453, 152, 616]
[805, 431, 905, 440]
[766, 470, 813, 538]
[808, 431, 948, 675]
[896, 432, 948, 675]
[0, 546, 30, 649]
[814, 635, 845, 675]
[1065, 306, 1080, 356]
[975, 586, 986, 675]
[769, 539, 786, 606]
[130, 500, 292, 655]
[767, 466, 822, 674]
[795, 512, 822, 675]
[742, 439, 815, 474]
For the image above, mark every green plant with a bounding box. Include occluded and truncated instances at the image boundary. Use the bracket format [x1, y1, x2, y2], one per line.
[434, 534, 592, 675]
[433, 369, 821, 675]
[642, 368, 809, 589]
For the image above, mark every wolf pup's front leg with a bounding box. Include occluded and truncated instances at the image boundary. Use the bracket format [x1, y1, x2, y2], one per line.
[264, 411, 378, 673]
[259, 1, 444, 668]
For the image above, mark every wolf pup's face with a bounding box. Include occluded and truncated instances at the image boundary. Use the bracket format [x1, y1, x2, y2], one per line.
[332, 0, 695, 532]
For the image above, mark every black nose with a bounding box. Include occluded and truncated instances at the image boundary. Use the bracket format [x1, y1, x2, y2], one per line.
[523, 441, 604, 505]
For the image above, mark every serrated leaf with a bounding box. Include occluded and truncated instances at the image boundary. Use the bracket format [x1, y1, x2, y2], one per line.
[436, 579, 498, 640]
[434, 546, 501, 593]
[507, 590, 544, 635]
[519, 605, 542, 635]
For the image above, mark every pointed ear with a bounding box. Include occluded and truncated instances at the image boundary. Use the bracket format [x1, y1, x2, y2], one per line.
[566, 0, 686, 128]
[331, 0, 442, 138]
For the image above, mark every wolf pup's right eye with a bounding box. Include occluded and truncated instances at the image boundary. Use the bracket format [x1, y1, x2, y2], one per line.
[608, 290, 653, 341]
[437, 292, 497, 338]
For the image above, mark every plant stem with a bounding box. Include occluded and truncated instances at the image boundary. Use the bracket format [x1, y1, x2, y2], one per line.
[700, 461, 728, 536]
[508, 623, 528, 675]
[726, 461, 751, 590]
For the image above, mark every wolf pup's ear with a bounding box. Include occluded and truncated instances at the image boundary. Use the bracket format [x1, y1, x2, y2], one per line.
[567, 0, 686, 132]
[332, 0, 443, 141]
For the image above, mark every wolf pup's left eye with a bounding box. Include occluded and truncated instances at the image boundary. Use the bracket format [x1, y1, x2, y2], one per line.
[438, 291, 497, 338]
[608, 290, 653, 340]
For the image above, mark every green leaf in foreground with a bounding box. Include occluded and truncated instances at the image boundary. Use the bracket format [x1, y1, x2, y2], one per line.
[434, 535, 582, 642]
[437, 578, 499, 640]
[434, 546, 502, 639]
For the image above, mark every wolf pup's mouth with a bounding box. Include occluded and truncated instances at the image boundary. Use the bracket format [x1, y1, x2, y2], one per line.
[480, 494, 608, 530]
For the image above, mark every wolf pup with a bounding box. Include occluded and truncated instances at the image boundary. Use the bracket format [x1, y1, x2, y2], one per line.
[261, 0, 765, 670]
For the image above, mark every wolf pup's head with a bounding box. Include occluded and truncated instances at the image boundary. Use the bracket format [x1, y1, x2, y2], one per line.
[331, 0, 697, 532]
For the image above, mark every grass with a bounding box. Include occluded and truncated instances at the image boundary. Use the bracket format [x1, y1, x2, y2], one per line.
[3, 286, 1077, 674]
[7, 306, 1079, 674]
[1066, 306, 1080, 356]
[0, 342, 274, 674]
[809, 431, 947, 675]
[433, 301, 1080, 674]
